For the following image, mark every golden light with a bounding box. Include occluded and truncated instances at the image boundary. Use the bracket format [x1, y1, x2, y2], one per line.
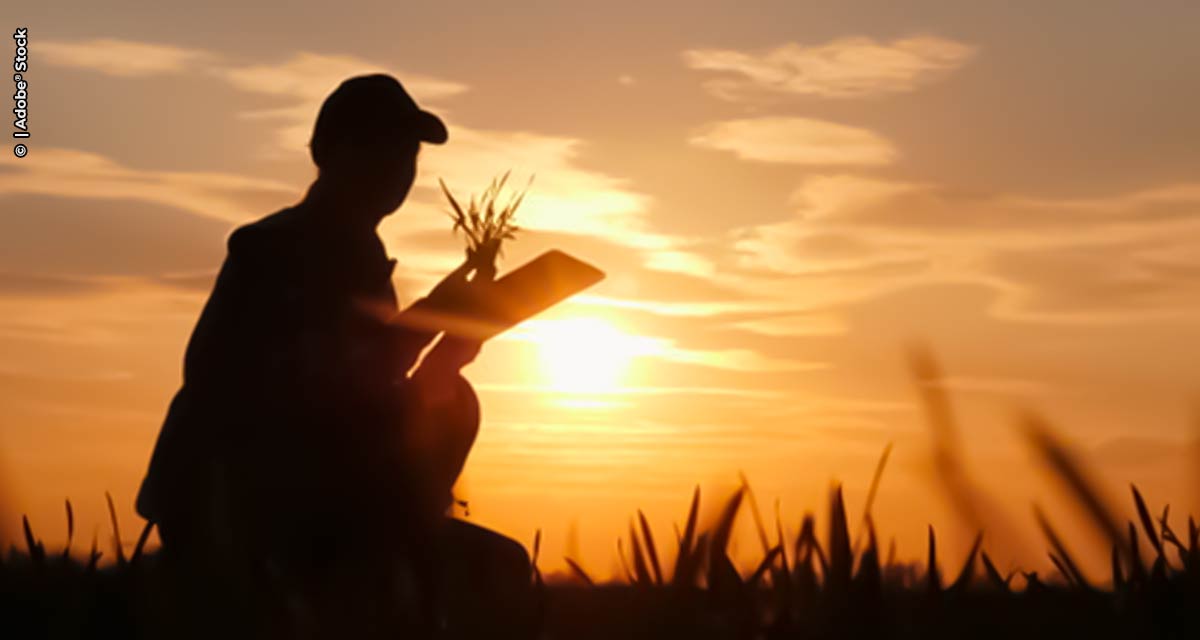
[524, 317, 663, 396]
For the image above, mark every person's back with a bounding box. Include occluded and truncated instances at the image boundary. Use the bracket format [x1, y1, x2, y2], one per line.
[138, 205, 414, 588]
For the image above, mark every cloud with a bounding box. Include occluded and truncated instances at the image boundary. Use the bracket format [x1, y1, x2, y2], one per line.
[218, 52, 469, 157]
[0, 193, 230, 279]
[220, 52, 468, 101]
[39, 38, 211, 77]
[199, 47, 675, 261]
[683, 35, 977, 101]
[417, 128, 650, 240]
[39, 38, 466, 160]
[0, 147, 296, 224]
[209, 49, 703, 270]
[571, 294, 782, 318]
[929, 375, 1050, 398]
[662, 347, 826, 373]
[503, 318, 824, 374]
[725, 312, 848, 337]
[212, 48, 697, 272]
[985, 242, 1200, 320]
[0, 272, 105, 297]
[689, 117, 897, 165]
[725, 173, 1200, 322]
[27, 38, 707, 277]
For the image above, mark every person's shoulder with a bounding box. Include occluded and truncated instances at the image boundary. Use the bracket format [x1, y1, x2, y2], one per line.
[227, 207, 303, 256]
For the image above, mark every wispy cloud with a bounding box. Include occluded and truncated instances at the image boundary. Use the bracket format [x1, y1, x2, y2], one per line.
[725, 173, 1200, 323]
[220, 52, 468, 101]
[683, 35, 977, 101]
[25, 38, 707, 276]
[725, 312, 848, 337]
[662, 346, 826, 372]
[503, 318, 824, 374]
[689, 117, 897, 165]
[218, 52, 469, 157]
[39, 38, 211, 77]
[0, 148, 296, 224]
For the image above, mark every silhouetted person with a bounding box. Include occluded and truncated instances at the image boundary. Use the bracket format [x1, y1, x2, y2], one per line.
[135, 74, 534, 638]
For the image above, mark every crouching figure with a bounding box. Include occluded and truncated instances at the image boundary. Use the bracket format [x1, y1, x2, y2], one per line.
[135, 73, 538, 639]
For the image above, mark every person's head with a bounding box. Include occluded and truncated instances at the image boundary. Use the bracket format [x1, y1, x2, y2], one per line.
[308, 74, 448, 222]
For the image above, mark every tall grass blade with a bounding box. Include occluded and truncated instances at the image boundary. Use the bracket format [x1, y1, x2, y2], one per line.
[708, 487, 744, 565]
[1034, 505, 1091, 589]
[105, 491, 126, 566]
[672, 486, 701, 586]
[130, 521, 153, 566]
[852, 443, 893, 557]
[1128, 521, 1147, 585]
[532, 529, 544, 587]
[980, 551, 1009, 591]
[854, 515, 881, 590]
[909, 345, 1034, 558]
[949, 531, 983, 592]
[1188, 516, 1199, 570]
[1111, 544, 1125, 591]
[1048, 552, 1076, 587]
[637, 510, 663, 585]
[564, 557, 595, 587]
[828, 484, 853, 592]
[1023, 413, 1126, 560]
[740, 471, 772, 557]
[532, 528, 542, 569]
[63, 499, 74, 560]
[616, 539, 635, 584]
[86, 529, 101, 573]
[21, 515, 44, 566]
[1158, 506, 1187, 565]
[927, 525, 942, 594]
[747, 546, 783, 589]
[794, 515, 814, 572]
[707, 488, 745, 596]
[1132, 484, 1162, 555]
[774, 499, 791, 586]
[629, 522, 653, 586]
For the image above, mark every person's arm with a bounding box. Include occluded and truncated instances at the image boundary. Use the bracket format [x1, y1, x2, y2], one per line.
[408, 249, 492, 379]
[390, 249, 495, 378]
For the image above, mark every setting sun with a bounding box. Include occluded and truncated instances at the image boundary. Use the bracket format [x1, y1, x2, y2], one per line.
[522, 317, 663, 395]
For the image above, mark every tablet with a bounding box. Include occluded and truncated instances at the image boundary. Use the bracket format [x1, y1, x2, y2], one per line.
[437, 250, 606, 340]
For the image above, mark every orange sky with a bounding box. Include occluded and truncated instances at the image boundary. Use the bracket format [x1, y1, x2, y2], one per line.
[2, 1, 1200, 580]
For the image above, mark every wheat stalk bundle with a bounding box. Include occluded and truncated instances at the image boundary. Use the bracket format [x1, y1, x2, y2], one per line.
[438, 170, 532, 267]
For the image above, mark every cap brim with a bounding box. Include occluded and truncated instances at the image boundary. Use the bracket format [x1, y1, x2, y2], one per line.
[412, 110, 448, 145]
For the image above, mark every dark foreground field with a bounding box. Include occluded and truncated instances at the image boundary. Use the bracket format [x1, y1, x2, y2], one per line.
[4, 355, 1197, 638]
[1, 480, 1198, 640]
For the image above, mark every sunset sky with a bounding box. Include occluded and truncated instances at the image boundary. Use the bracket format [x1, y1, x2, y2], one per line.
[3, 1, 1199, 578]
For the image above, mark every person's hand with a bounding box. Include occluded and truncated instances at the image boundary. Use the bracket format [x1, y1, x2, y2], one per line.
[423, 259, 472, 315]
[424, 241, 498, 315]
[469, 238, 500, 282]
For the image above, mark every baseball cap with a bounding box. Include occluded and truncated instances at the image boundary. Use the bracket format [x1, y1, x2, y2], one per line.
[310, 73, 448, 166]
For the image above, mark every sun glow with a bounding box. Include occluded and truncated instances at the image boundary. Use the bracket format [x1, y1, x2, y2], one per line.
[523, 317, 664, 395]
